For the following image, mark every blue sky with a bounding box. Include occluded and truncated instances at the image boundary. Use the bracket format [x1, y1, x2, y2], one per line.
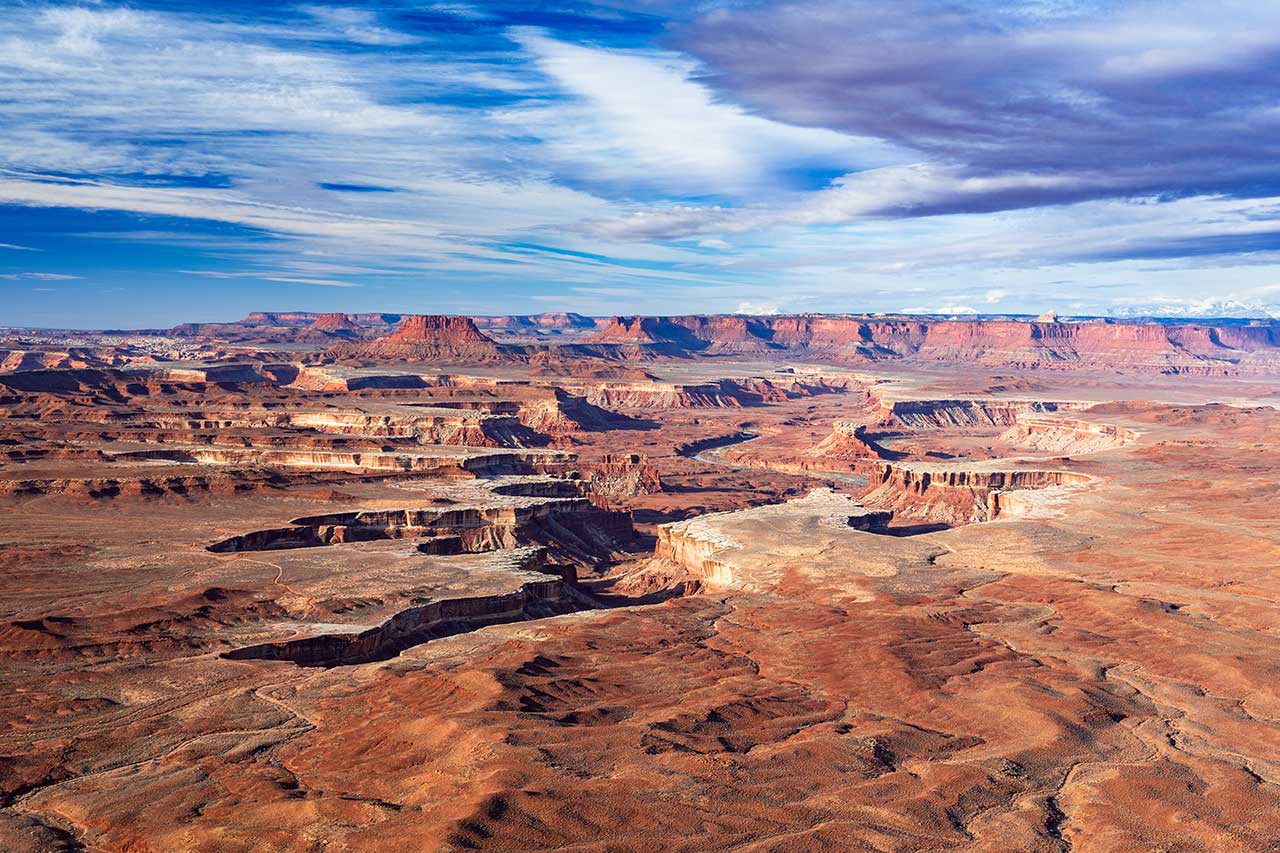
[5, 0, 1280, 327]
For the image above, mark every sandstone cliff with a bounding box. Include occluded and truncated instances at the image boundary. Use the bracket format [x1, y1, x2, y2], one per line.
[573, 314, 1280, 374]
[862, 462, 1094, 524]
[808, 421, 885, 462]
[307, 313, 363, 337]
[328, 315, 511, 364]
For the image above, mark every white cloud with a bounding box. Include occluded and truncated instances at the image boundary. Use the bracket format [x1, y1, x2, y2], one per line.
[736, 301, 780, 315]
[504, 28, 901, 197]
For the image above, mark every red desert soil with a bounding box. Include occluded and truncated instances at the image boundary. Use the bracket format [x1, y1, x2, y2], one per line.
[1, 317, 1280, 851]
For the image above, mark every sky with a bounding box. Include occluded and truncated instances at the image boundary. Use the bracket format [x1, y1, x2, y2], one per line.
[5, 0, 1280, 327]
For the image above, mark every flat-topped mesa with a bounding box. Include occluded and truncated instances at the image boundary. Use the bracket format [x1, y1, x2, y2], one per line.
[242, 311, 320, 327]
[909, 319, 1280, 373]
[584, 317, 703, 355]
[388, 314, 493, 344]
[1001, 417, 1139, 454]
[242, 311, 403, 328]
[587, 316, 668, 344]
[307, 313, 363, 337]
[567, 375, 851, 409]
[661, 316, 783, 355]
[862, 461, 1095, 524]
[533, 311, 595, 329]
[145, 311, 1280, 373]
[652, 490, 894, 592]
[329, 315, 509, 363]
[877, 398, 1086, 429]
[476, 312, 596, 332]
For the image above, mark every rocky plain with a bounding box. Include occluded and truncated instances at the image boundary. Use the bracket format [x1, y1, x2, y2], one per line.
[3, 310, 1280, 851]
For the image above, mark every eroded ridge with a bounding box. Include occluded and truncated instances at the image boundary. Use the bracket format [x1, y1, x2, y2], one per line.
[207, 483, 634, 565]
[223, 548, 584, 667]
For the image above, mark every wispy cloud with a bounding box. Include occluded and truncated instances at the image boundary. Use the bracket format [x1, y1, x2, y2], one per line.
[181, 270, 358, 287]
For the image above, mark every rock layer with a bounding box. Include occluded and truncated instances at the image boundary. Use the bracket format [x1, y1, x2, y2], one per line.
[330, 315, 510, 363]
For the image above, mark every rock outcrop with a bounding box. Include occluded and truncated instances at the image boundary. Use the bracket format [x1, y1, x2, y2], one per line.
[330, 315, 509, 363]
[877, 398, 1083, 428]
[808, 421, 885, 462]
[208, 493, 635, 567]
[224, 575, 578, 667]
[862, 462, 1094, 524]
[307, 313, 363, 337]
[583, 454, 662, 499]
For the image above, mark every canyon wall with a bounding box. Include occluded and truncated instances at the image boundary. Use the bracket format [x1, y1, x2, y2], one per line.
[862, 462, 1094, 524]
[208, 495, 635, 566]
[1000, 417, 1139, 454]
[577, 315, 1280, 374]
[877, 399, 1085, 428]
[224, 577, 576, 667]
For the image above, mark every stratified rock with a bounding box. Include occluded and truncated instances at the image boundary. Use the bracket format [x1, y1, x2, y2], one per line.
[308, 313, 363, 338]
[329, 315, 509, 363]
[809, 420, 884, 462]
[584, 454, 663, 499]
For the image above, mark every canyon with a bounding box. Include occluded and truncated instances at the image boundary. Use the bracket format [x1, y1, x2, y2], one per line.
[1, 313, 1280, 850]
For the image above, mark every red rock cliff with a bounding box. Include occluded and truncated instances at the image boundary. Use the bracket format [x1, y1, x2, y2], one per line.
[330, 315, 506, 363]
